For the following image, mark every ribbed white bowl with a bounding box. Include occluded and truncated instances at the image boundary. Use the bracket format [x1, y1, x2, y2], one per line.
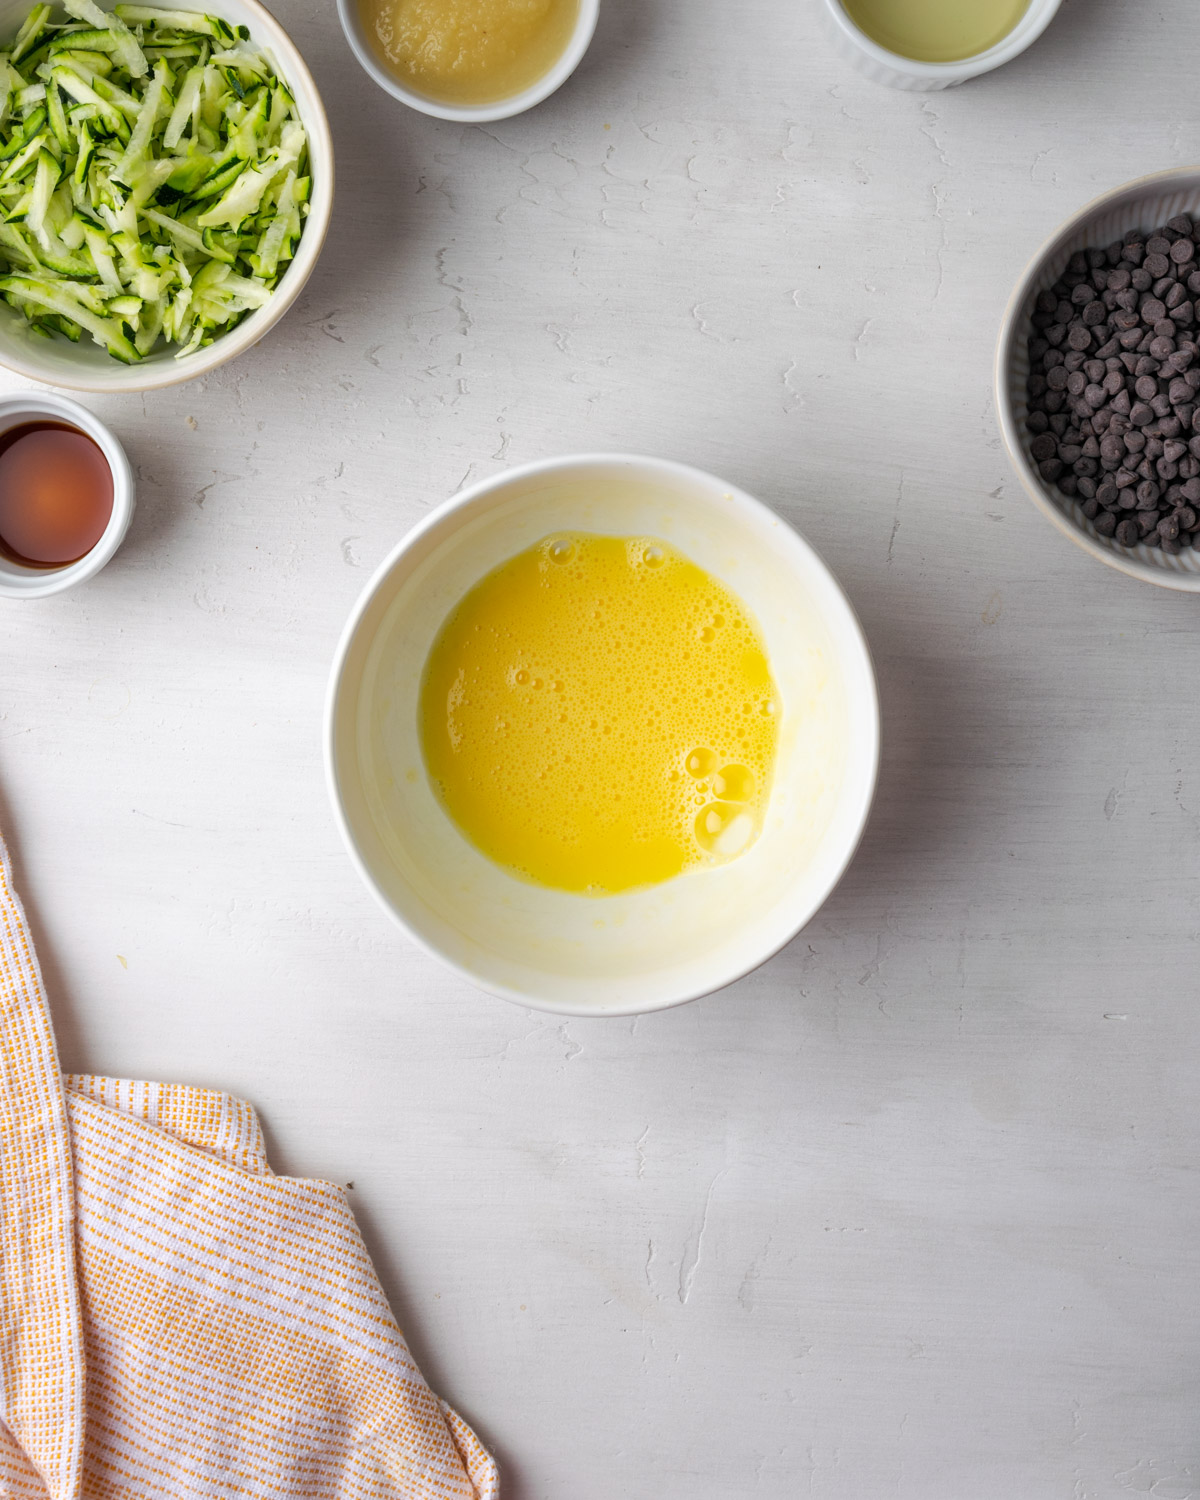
[997, 169, 1200, 590]
[821, 0, 1061, 91]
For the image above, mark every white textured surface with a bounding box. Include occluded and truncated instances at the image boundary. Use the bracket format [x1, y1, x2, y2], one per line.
[0, 0, 1197, 1496]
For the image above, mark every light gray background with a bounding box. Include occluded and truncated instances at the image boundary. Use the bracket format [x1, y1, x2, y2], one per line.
[2, 1, 1197, 1496]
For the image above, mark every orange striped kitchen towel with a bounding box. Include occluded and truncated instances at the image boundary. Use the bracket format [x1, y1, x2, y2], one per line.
[0, 832, 499, 1500]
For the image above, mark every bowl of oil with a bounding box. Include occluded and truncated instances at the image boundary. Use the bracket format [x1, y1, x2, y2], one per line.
[337, 0, 599, 122]
[822, 0, 1061, 90]
[326, 454, 879, 1016]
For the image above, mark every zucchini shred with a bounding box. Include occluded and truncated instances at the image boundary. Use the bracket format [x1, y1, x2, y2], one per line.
[0, 0, 309, 362]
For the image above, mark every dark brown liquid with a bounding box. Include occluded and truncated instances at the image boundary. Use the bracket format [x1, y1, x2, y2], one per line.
[0, 422, 113, 570]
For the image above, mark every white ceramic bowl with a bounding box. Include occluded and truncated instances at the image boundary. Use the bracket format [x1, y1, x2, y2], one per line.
[326, 454, 880, 1017]
[337, 0, 599, 123]
[821, 0, 1060, 91]
[997, 168, 1200, 591]
[0, 0, 333, 393]
[0, 391, 133, 598]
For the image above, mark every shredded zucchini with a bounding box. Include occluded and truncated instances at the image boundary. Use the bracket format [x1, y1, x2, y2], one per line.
[0, 0, 308, 361]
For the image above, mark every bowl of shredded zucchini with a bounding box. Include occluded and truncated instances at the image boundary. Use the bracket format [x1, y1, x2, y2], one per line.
[0, 0, 332, 389]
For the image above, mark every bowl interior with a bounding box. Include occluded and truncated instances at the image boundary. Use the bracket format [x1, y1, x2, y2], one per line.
[0, 0, 330, 391]
[329, 458, 879, 1015]
[1002, 171, 1200, 584]
[831, 0, 1059, 75]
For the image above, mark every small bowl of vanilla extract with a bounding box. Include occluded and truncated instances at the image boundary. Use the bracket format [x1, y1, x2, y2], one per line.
[0, 394, 134, 600]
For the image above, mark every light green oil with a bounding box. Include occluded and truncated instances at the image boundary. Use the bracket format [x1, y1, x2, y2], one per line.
[841, 0, 1031, 63]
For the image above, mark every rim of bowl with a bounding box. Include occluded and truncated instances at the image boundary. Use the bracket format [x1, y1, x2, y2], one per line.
[0, 392, 134, 598]
[324, 452, 881, 1017]
[336, 0, 600, 123]
[995, 165, 1200, 592]
[823, 0, 1061, 82]
[0, 0, 334, 393]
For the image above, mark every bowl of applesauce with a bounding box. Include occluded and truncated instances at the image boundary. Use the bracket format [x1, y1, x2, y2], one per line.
[326, 454, 879, 1016]
[337, 0, 600, 122]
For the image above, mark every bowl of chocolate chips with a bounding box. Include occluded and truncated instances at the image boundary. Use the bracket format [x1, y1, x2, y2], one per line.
[997, 169, 1200, 589]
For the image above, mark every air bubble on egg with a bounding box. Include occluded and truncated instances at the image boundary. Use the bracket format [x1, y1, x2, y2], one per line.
[694, 801, 755, 857]
[713, 764, 755, 802]
[686, 747, 717, 778]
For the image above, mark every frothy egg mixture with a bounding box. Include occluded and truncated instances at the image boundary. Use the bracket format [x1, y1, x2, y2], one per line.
[419, 533, 780, 895]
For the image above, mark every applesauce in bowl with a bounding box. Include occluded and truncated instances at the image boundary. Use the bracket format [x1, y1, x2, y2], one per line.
[338, 0, 598, 121]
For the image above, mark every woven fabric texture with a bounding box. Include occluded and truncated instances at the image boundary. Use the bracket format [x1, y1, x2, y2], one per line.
[0, 835, 498, 1500]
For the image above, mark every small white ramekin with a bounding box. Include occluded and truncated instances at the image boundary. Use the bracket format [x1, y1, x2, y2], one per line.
[821, 0, 1061, 91]
[337, 0, 599, 123]
[0, 392, 134, 600]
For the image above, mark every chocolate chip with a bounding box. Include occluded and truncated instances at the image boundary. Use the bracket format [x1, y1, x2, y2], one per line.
[1094, 510, 1117, 537]
[1115, 517, 1139, 545]
[1146, 253, 1171, 278]
[1137, 480, 1161, 508]
[1171, 239, 1194, 264]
